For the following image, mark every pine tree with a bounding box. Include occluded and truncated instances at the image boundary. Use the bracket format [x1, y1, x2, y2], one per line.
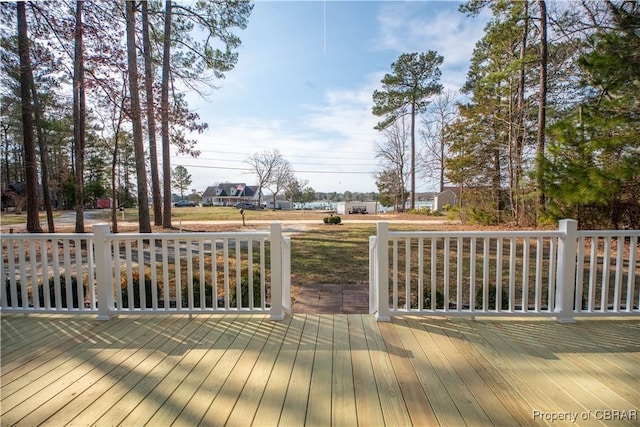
[373, 52, 443, 210]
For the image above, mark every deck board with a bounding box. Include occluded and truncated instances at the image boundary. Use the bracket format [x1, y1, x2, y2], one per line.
[171, 316, 258, 426]
[331, 314, 357, 427]
[348, 313, 386, 426]
[393, 317, 467, 426]
[145, 315, 241, 425]
[225, 316, 291, 426]
[412, 318, 495, 425]
[279, 314, 320, 426]
[361, 313, 413, 426]
[252, 314, 306, 425]
[1, 313, 639, 427]
[306, 314, 333, 426]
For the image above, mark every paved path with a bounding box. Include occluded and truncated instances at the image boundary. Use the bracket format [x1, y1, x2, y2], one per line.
[291, 284, 369, 314]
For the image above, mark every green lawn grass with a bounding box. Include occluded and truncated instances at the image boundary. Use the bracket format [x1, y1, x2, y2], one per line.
[291, 224, 377, 285]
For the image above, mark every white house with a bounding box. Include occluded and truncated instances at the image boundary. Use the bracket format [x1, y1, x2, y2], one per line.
[201, 183, 262, 207]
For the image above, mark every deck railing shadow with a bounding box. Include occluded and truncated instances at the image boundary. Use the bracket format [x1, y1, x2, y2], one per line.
[399, 316, 640, 360]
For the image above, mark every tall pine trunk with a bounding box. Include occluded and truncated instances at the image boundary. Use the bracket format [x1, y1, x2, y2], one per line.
[161, 0, 173, 228]
[73, 0, 86, 233]
[536, 0, 548, 222]
[142, 1, 162, 226]
[409, 101, 416, 210]
[513, 1, 529, 225]
[30, 78, 54, 232]
[16, 1, 42, 233]
[126, 1, 152, 233]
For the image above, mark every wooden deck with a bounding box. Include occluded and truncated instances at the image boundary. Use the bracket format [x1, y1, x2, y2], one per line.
[1, 313, 638, 426]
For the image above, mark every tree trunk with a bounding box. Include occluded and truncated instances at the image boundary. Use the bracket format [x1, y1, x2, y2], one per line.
[161, 0, 173, 229]
[27, 47, 54, 231]
[514, 1, 529, 225]
[126, 1, 152, 233]
[410, 101, 416, 210]
[110, 84, 126, 234]
[16, 1, 42, 233]
[536, 0, 548, 222]
[73, 0, 86, 233]
[142, 1, 162, 226]
[111, 137, 119, 233]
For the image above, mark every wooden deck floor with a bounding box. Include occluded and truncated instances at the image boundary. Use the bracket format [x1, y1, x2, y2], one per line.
[1, 313, 638, 426]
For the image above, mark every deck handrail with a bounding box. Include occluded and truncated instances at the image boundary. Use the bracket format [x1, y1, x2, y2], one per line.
[1, 222, 290, 321]
[372, 219, 639, 322]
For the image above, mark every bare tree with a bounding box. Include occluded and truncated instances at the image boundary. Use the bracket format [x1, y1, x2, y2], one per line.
[245, 149, 286, 207]
[420, 90, 458, 192]
[266, 160, 293, 209]
[375, 117, 410, 211]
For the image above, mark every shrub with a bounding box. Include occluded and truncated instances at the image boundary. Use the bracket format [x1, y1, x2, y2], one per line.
[475, 285, 509, 310]
[468, 207, 498, 226]
[4, 279, 24, 307]
[323, 215, 341, 224]
[423, 286, 445, 309]
[181, 276, 215, 308]
[230, 270, 263, 308]
[42, 274, 86, 309]
[409, 207, 432, 215]
[121, 271, 157, 308]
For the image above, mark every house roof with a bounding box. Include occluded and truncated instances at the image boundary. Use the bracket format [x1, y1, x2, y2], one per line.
[439, 186, 461, 196]
[202, 183, 259, 198]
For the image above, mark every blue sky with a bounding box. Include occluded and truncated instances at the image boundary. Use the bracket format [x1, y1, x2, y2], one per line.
[179, 1, 490, 194]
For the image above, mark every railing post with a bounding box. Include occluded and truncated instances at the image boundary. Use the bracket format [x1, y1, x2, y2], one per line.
[282, 236, 291, 313]
[555, 219, 578, 323]
[93, 224, 114, 320]
[269, 222, 285, 321]
[369, 236, 377, 315]
[376, 222, 391, 321]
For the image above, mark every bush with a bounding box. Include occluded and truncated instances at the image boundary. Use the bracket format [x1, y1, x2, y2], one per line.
[42, 274, 86, 308]
[121, 271, 157, 308]
[475, 285, 509, 310]
[423, 286, 445, 309]
[230, 270, 263, 308]
[323, 215, 341, 224]
[4, 279, 24, 307]
[409, 207, 432, 215]
[4, 275, 86, 309]
[181, 276, 214, 308]
[468, 207, 498, 226]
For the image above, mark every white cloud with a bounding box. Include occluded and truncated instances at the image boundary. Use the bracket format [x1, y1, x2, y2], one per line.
[374, 2, 489, 90]
[174, 2, 491, 195]
[173, 83, 384, 194]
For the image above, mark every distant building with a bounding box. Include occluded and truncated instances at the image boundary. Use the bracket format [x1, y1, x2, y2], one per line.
[266, 199, 293, 210]
[433, 187, 460, 211]
[201, 183, 262, 207]
[336, 201, 378, 215]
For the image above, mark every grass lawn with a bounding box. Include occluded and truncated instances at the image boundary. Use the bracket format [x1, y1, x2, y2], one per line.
[291, 224, 377, 286]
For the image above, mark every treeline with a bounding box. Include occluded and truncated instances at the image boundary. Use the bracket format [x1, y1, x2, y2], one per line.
[1, 1, 252, 232]
[373, 1, 639, 229]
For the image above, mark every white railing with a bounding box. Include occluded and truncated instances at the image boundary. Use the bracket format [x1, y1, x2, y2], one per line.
[1, 222, 290, 320]
[370, 220, 639, 322]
